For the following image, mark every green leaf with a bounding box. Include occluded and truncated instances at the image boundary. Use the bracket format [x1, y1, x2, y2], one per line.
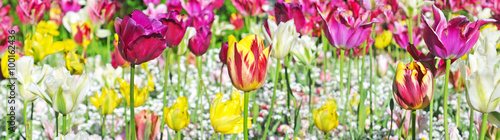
[488, 111, 500, 128]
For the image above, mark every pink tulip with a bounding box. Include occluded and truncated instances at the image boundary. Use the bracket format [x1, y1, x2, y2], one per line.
[274, 2, 306, 33]
[159, 10, 192, 47]
[58, 0, 80, 13]
[16, 0, 49, 25]
[407, 44, 456, 78]
[0, 2, 21, 54]
[143, 0, 160, 5]
[135, 110, 161, 140]
[231, 0, 269, 17]
[393, 21, 422, 50]
[230, 13, 244, 30]
[88, 0, 116, 25]
[166, 0, 182, 12]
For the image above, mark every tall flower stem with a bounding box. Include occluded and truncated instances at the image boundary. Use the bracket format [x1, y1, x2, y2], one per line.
[407, 17, 414, 45]
[322, 30, 328, 95]
[469, 110, 474, 140]
[176, 131, 181, 140]
[102, 115, 106, 139]
[307, 67, 313, 134]
[284, 56, 293, 124]
[443, 59, 451, 140]
[124, 102, 128, 139]
[62, 114, 67, 135]
[219, 64, 224, 92]
[339, 49, 345, 103]
[262, 59, 281, 139]
[243, 91, 250, 140]
[480, 113, 489, 140]
[411, 110, 416, 140]
[129, 64, 136, 140]
[23, 101, 31, 140]
[55, 112, 59, 137]
[196, 56, 205, 138]
[429, 78, 436, 140]
[161, 49, 171, 140]
[177, 55, 182, 97]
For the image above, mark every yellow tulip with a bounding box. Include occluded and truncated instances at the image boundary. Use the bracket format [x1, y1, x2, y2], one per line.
[118, 77, 153, 107]
[313, 98, 339, 133]
[70, 22, 92, 47]
[64, 50, 85, 75]
[90, 87, 123, 115]
[24, 33, 63, 63]
[53, 39, 77, 52]
[374, 30, 393, 49]
[36, 20, 60, 36]
[1, 52, 19, 78]
[210, 90, 252, 134]
[164, 96, 190, 132]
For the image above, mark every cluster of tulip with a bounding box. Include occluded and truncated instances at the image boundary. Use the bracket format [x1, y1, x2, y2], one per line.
[4, 0, 500, 139]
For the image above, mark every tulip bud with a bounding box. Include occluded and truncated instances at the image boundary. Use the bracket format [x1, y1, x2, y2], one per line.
[374, 30, 393, 49]
[230, 13, 244, 30]
[135, 110, 161, 140]
[210, 90, 252, 134]
[313, 98, 339, 133]
[164, 97, 190, 132]
[219, 42, 229, 64]
[392, 61, 433, 110]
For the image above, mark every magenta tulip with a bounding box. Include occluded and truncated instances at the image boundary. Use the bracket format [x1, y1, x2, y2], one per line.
[16, 0, 48, 25]
[274, 2, 306, 33]
[114, 10, 167, 65]
[159, 10, 192, 47]
[58, 0, 80, 13]
[188, 26, 212, 56]
[393, 21, 422, 50]
[231, 0, 268, 17]
[143, 0, 160, 5]
[319, 9, 374, 50]
[422, 5, 494, 59]
[393, 61, 434, 110]
[219, 42, 229, 64]
[88, 0, 116, 25]
[407, 44, 456, 78]
[167, 0, 182, 12]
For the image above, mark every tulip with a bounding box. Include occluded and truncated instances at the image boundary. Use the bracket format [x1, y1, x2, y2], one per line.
[188, 25, 212, 56]
[111, 34, 130, 69]
[14, 56, 51, 102]
[230, 13, 244, 30]
[226, 34, 270, 92]
[210, 90, 252, 134]
[90, 87, 122, 115]
[398, 0, 433, 17]
[219, 42, 229, 64]
[1, 52, 19, 79]
[58, 0, 81, 13]
[313, 98, 339, 133]
[263, 19, 299, 59]
[164, 96, 190, 132]
[159, 10, 192, 47]
[64, 50, 85, 75]
[16, 0, 48, 25]
[135, 110, 161, 140]
[71, 22, 92, 48]
[274, 2, 306, 33]
[117, 77, 153, 107]
[167, 0, 182, 12]
[319, 9, 374, 50]
[49, 7, 64, 26]
[374, 30, 393, 49]
[94, 64, 123, 89]
[36, 20, 60, 36]
[393, 61, 433, 110]
[290, 35, 318, 66]
[393, 21, 422, 50]
[143, 3, 167, 19]
[422, 5, 495, 59]
[24, 33, 64, 63]
[143, 0, 160, 5]
[53, 131, 90, 140]
[231, 0, 268, 17]
[27, 67, 89, 115]
[87, 0, 115, 25]
[114, 10, 167, 65]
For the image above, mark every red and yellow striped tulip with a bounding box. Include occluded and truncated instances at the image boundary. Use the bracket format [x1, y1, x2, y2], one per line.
[393, 61, 434, 110]
[227, 35, 271, 92]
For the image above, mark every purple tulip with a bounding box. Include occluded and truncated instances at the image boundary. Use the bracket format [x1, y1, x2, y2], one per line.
[143, 0, 160, 5]
[192, 10, 215, 28]
[114, 10, 167, 65]
[58, 0, 80, 13]
[319, 9, 374, 50]
[188, 26, 212, 56]
[167, 0, 182, 12]
[274, 2, 306, 33]
[88, 0, 116, 25]
[422, 5, 495, 59]
[159, 10, 192, 47]
[393, 21, 422, 50]
[219, 42, 229, 64]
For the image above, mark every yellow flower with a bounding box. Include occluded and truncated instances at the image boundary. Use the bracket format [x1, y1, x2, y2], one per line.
[118, 76, 154, 107]
[64, 50, 85, 75]
[374, 30, 393, 49]
[24, 33, 63, 63]
[70, 22, 93, 47]
[164, 96, 190, 131]
[313, 98, 339, 133]
[1, 52, 19, 78]
[210, 90, 252, 134]
[90, 87, 123, 115]
[36, 20, 60, 36]
[53, 39, 77, 52]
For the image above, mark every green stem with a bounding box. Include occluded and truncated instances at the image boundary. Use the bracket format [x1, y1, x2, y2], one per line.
[469, 110, 474, 140]
[23, 101, 30, 140]
[262, 59, 280, 139]
[411, 110, 416, 140]
[307, 67, 313, 134]
[480, 113, 489, 140]
[129, 64, 136, 140]
[322, 31, 328, 96]
[62, 114, 67, 135]
[161, 50, 170, 140]
[102, 115, 106, 139]
[177, 56, 182, 97]
[219, 64, 224, 93]
[284, 56, 292, 124]
[221, 134, 224, 140]
[176, 131, 181, 140]
[124, 102, 128, 139]
[243, 91, 250, 140]
[444, 59, 451, 140]
[407, 17, 414, 45]
[339, 49, 345, 103]
[55, 112, 59, 137]
[107, 35, 110, 63]
[196, 56, 205, 138]
[429, 78, 436, 140]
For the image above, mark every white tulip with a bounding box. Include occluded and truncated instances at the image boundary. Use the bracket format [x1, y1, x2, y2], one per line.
[28, 67, 90, 115]
[264, 19, 299, 59]
[54, 131, 89, 140]
[398, 0, 433, 17]
[15, 56, 52, 101]
[290, 35, 318, 66]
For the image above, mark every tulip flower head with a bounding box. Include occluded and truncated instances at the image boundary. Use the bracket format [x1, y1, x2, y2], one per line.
[319, 8, 374, 50]
[64, 50, 85, 75]
[15, 56, 52, 102]
[111, 34, 130, 69]
[87, 0, 116, 25]
[159, 10, 192, 47]
[264, 19, 299, 59]
[393, 61, 433, 110]
[118, 77, 154, 108]
[374, 30, 393, 49]
[164, 96, 190, 131]
[230, 13, 244, 30]
[27, 67, 90, 115]
[188, 25, 212, 56]
[290, 35, 318, 66]
[219, 42, 229, 64]
[114, 10, 167, 65]
[135, 110, 161, 140]
[227, 34, 271, 92]
[393, 21, 422, 50]
[24, 33, 64, 63]
[71, 22, 93, 48]
[274, 2, 306, 33]
[16, 0, 48, 25]
[210, 90, 252, 134]
[1, 52, 19, 79]
[58, 0, 81, 13]
[231, 0, 268, 17]
[313, 98, 339, 133]
[422, 5, 495, 59]
[90, 87, 123, 115]
[172, 26, 196, 55]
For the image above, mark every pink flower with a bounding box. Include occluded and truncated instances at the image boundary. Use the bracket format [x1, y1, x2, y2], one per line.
[88, 0, 116, 25]
[16, 0, 49, 25]
[231, 0, 269, 17]
[143, 0, 160, 5]
[135, 110, 161, 140]
[58, 0, 80, 13]
[143, 3, 167, 19]
[319, 8, 374, 49]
